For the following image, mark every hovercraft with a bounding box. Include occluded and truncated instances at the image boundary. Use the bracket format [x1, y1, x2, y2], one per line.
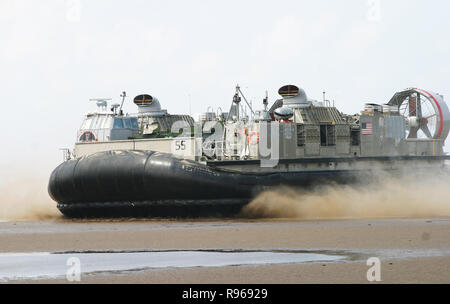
[49, 86, 450, 218]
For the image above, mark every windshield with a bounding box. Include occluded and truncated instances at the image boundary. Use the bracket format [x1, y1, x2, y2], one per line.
[131, 118, 139, 129]
[124, 118, 132, 129]
[113, 118, 124, 129]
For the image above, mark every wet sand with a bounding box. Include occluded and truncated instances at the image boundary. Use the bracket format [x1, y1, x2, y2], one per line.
[1, 218, 450, 283]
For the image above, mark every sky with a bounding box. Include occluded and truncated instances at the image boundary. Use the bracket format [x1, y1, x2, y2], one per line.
[1, 0, 450, 178]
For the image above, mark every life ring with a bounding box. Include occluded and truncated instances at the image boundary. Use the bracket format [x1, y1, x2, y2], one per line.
[247, 131, 259, 144]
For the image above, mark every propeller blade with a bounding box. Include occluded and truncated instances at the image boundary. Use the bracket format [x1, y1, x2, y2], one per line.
[416, 93, 422, 118]
[408, 126, 419, 139]
[408, 95, 417, 117]
[421, 124, 433, 138]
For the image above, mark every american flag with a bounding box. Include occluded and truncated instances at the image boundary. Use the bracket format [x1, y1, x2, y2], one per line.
[362, 122, 373, 135]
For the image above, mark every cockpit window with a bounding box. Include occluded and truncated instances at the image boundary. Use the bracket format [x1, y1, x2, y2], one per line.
[113, 118, 124, 129]
[131, 118, 139, 129]
[124, 118, 132, 129]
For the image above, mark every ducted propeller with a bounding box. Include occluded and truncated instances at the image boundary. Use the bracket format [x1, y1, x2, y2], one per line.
[388, 88, 450, 140]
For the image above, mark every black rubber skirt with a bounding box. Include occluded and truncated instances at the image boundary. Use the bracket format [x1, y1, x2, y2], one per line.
[48, 150, 359, 218]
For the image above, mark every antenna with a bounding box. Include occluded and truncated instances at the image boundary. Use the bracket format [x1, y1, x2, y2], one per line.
[322, 91, 332, 107]
[233, 85, 241, 120]
[111, 103, 120, 115]
[89, 98, 112, 112]
[263, 90, 268, 111]
[119, 91, 127, 114]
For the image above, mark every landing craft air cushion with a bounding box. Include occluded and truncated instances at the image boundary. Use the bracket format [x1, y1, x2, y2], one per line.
[48, 85, 450, 218]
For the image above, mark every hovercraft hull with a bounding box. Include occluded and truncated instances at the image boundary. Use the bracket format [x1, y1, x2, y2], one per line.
[48, 150, 363, 218]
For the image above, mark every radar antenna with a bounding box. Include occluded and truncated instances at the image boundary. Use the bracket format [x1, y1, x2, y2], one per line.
[89, 98, 112, 112]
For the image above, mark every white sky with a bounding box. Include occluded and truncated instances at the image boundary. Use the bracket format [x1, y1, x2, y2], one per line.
[1, 0, 449, 177]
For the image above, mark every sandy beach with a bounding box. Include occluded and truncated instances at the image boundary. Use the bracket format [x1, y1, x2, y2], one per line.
[1, 217, 449, 284]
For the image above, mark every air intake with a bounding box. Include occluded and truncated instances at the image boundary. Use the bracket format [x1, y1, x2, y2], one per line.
[134, 94, 154, 106]
[278, 84, 309, 108]
[133, 94, 164, 115]
[278, 85, 300, 98]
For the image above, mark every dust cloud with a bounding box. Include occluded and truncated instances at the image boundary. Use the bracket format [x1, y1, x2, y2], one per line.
[2, 165, 450, 222]
[0, 175, 61, 221]
[243, 170, 450, 220]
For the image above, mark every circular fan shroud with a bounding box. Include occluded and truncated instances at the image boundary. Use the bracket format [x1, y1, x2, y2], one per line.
[388, 88, 450, 140]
